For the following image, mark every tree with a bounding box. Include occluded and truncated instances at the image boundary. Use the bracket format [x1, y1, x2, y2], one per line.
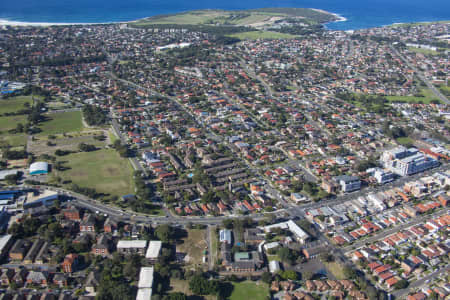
[261, 271, 272, 284]
[302, 271, 313, 280]
[155, 224, 173, 243]
[393, 279, 408, 290]
[82, 104, 107, 126]
[320, 253, 334, 262]
[55, 149, 70, 156]
[222, 219, 234, 229]
[189, 275, 210, 295]
[342, 266, 357, 279]
[188, 274, 220, 296]
[4, 173, 20, 185]
[78, 143, 97, 152]
[164, 293, 187, 300]
[16, 123, 24, 133]
[277, 247, 295, 264]
[8, 222, 24, 238]
[280, 270, 299, 280]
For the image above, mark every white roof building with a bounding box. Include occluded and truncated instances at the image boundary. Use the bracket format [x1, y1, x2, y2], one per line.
[261, 220, 309, 244]
[0, 169, 19, 180]
[136, 288, 152, 300]
[138, 267, 154, 289]
[269, 260, 281, 273]
[0, 234, 12, 253]
[219, 229, 232, 244]
[145, 241, 162, 260]
[29, 162, 49, 175]
[263, 242, 280, 252]
[117, 240, 147, 249]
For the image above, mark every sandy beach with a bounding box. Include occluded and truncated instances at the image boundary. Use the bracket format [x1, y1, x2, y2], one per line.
[0, 19, 113, 27]
[311, 8, 348, 23]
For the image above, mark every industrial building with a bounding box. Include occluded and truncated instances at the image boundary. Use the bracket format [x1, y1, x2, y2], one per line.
[23, 190, 59, 209]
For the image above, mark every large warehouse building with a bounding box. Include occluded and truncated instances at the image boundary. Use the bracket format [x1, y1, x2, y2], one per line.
[29, 162, 49, 175]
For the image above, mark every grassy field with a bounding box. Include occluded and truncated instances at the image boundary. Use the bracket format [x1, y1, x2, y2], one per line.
[0, 115, 28, 131]
[0, 134, 27, 148]
[134, 10, 283, 26]
[29, 132, 108, 156]
[438, 85, 450, 97]
[386, 88, 441, 104]
[0, 114, 28, 148]
[133, 8, 335, 27]
[396, 137, 415, 147]
[53, 149, 135, 197]
[176, 229, 208, 267]
[408, 47, 439, 56]
[229, 281, 269, 300]
[0, 96, 33, 115]
[109, 130, 119, 144]
[227, 31, 297, 40]
[324, 262, 346, 280]
[37, 111, 84, 136]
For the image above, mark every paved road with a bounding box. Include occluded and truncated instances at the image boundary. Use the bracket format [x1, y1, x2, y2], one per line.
[16, 184, 281, 226]
[342, 208, 448, 253]
[391, 45, 449, 104]
[107, 72, 290, 205]
[287, 163, 449, 218]
[235, 54, 273, 99]
[111, 118, 147, 176]
[235, 56, 321, 184]
[392, 265, 450, 298]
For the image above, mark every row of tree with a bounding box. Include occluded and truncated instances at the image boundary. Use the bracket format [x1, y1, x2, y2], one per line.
[82, 104, 107, 126]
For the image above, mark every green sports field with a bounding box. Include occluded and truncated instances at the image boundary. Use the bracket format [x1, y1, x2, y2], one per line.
[54, 149, 135, 197]
[227, 30, 297, 40]
[386, 88, 441, 104]
[37, 111, 84, 136]
[0, 96, 33, 115]
[229, 281, 269, 300]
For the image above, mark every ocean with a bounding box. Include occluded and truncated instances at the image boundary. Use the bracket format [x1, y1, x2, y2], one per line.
[0, 0, 449, 30]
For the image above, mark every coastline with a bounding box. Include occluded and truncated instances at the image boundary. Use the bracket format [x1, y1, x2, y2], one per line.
[0, 11, 348, 28]
[1, 11, 448, 30]
[0, 18, 117, 27]
[311, 8, 347, 23]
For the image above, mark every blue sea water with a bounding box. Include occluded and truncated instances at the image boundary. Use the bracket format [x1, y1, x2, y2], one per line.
[0, 0, 449, 30]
